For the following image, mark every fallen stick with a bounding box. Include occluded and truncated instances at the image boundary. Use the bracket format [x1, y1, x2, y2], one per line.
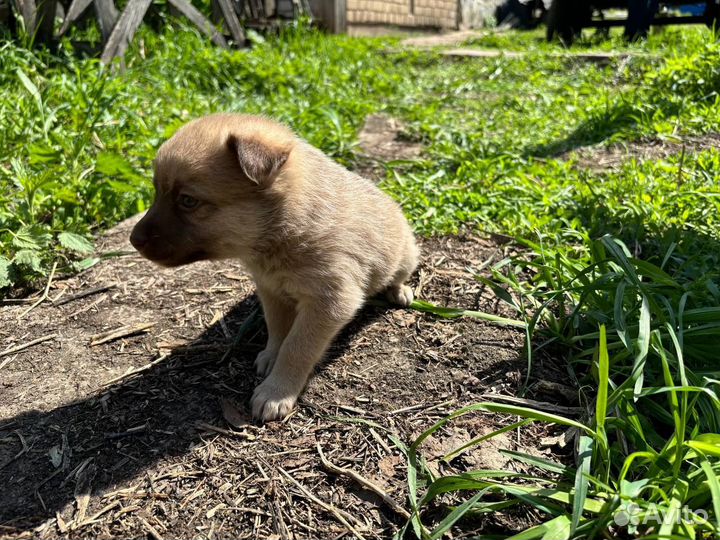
[53, 283, 117, 306]
[479, 393, 584, 415]
[0, 431, 28, 470]
[73, 500, 121, 528]
[17, 262, 57, 319]
[138, 516, 164, 540]
[316, 443, 410, 520]
[90, 322, 156, 346]
[195, 421, 256, 439]
[277, 467, 367, 540]
[101, 353, 168, 386]
[0, 333, 58, 360]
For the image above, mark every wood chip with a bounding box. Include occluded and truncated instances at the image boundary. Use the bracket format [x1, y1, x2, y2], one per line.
[72, 461, 97, 525]
[221, 399, 251, 429]
[138, 515, 164, 540]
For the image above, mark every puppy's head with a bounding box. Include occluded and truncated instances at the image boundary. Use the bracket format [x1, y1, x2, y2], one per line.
[130, 114, 294, 267]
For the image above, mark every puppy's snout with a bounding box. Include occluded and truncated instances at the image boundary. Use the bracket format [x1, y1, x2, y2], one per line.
[130, 223, 150, 250]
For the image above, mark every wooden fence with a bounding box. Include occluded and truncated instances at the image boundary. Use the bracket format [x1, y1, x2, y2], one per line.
[1, 0, 311, 63]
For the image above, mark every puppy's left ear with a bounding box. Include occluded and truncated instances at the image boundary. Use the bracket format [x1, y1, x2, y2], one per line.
[226, 134, 289, 186]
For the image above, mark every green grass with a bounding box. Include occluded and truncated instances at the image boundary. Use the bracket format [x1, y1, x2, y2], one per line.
[1, 18, 719, 539]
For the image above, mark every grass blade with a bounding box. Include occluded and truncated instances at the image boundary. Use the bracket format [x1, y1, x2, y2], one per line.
[571, 435, 593, 535]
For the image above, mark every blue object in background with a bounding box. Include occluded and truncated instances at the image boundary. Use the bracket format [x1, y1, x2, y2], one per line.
[680, 3, 706, 15]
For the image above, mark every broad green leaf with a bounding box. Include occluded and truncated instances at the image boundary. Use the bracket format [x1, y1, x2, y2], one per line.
[58, 231, 94, 254]
[687, 440, 720, 458]
[596, 325, 609, 432]
[0, 256, 11, 287]
[28, 143, 61, 165]
[13, 249, 42, 272]
[631, 257, 680, 287]
[13, 226, 52, 250]
[96, 152, 144, 183]
[16, 68, 43, 114]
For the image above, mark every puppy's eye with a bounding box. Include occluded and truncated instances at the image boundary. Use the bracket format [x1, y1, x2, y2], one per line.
[178, 194, 200, 211]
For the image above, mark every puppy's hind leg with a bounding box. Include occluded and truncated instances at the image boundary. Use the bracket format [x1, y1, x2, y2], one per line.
[252, 287, 363, 422]
[385, 238, 419, 307]
[255, 284, 297, 377]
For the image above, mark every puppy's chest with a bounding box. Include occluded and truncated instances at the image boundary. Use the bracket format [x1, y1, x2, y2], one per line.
[248, 262, 312, 301]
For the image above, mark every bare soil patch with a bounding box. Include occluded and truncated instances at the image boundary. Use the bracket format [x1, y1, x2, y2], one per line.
[563, 133, 720, 171]
[400, 30, 489, 49]
[441, 49, 647, 62]
[0, 216, 569, 539]
[355, 114, 423, 181]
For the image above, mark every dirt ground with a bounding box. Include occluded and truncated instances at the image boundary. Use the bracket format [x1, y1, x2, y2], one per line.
[562, 133, 720, 171]
[0, 118, 576, 540]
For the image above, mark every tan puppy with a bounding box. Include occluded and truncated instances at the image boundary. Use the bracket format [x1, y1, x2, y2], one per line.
[130, 114, 419, 422]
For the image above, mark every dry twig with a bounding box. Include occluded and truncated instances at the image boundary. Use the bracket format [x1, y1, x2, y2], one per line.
[102, 353, 168, 385]
[0, 333, 58, 361]
[0, 431, 28, 470]
[316, 443, 410, 520]
[53, 283, 117, 306]
[18, 261, 58, 319]
[277, 467, 367, 540]
[90, 322, 156, 346]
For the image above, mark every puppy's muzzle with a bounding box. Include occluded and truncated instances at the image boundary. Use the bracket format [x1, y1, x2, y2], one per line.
[129, 225, 149, 250]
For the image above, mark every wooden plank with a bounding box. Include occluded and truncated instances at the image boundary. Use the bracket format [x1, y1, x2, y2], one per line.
[210, 0, 222, 23]
[306, 0, 344, 33]
[94, 0, 119, 44]
[0, 0, 11, 27]
[167, 0, 227, 48]
[13, 0, 36, 34]
[100, 0, 152, 64]
[34, 0, 56, 43]
[215, 0, 244, 45]
[57, 0, 92, 35]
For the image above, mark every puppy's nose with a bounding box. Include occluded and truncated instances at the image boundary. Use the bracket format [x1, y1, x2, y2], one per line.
[130, 226, 148, 250]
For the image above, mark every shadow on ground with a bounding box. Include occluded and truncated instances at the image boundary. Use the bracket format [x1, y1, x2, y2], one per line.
[0, 294, 389, 532]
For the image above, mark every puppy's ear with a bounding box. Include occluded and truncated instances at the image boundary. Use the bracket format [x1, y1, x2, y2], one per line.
[226, 134, 289, 186]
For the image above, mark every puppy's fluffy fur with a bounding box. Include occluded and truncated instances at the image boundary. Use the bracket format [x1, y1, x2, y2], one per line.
[130, 114, 419, 421]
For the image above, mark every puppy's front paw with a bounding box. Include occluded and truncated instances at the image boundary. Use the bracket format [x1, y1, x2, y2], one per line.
[251, 376, 299, 422]
[254, 348, 277, 376]
[386, 284, 414, 307]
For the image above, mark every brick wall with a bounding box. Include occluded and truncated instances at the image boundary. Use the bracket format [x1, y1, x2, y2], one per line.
[347, 0, 458, 29]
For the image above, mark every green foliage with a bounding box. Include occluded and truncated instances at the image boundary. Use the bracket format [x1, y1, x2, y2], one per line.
[403, 233, 720, 539]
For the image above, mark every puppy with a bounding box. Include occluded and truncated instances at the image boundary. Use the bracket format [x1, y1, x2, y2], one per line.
[130, 114, 419, 422]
